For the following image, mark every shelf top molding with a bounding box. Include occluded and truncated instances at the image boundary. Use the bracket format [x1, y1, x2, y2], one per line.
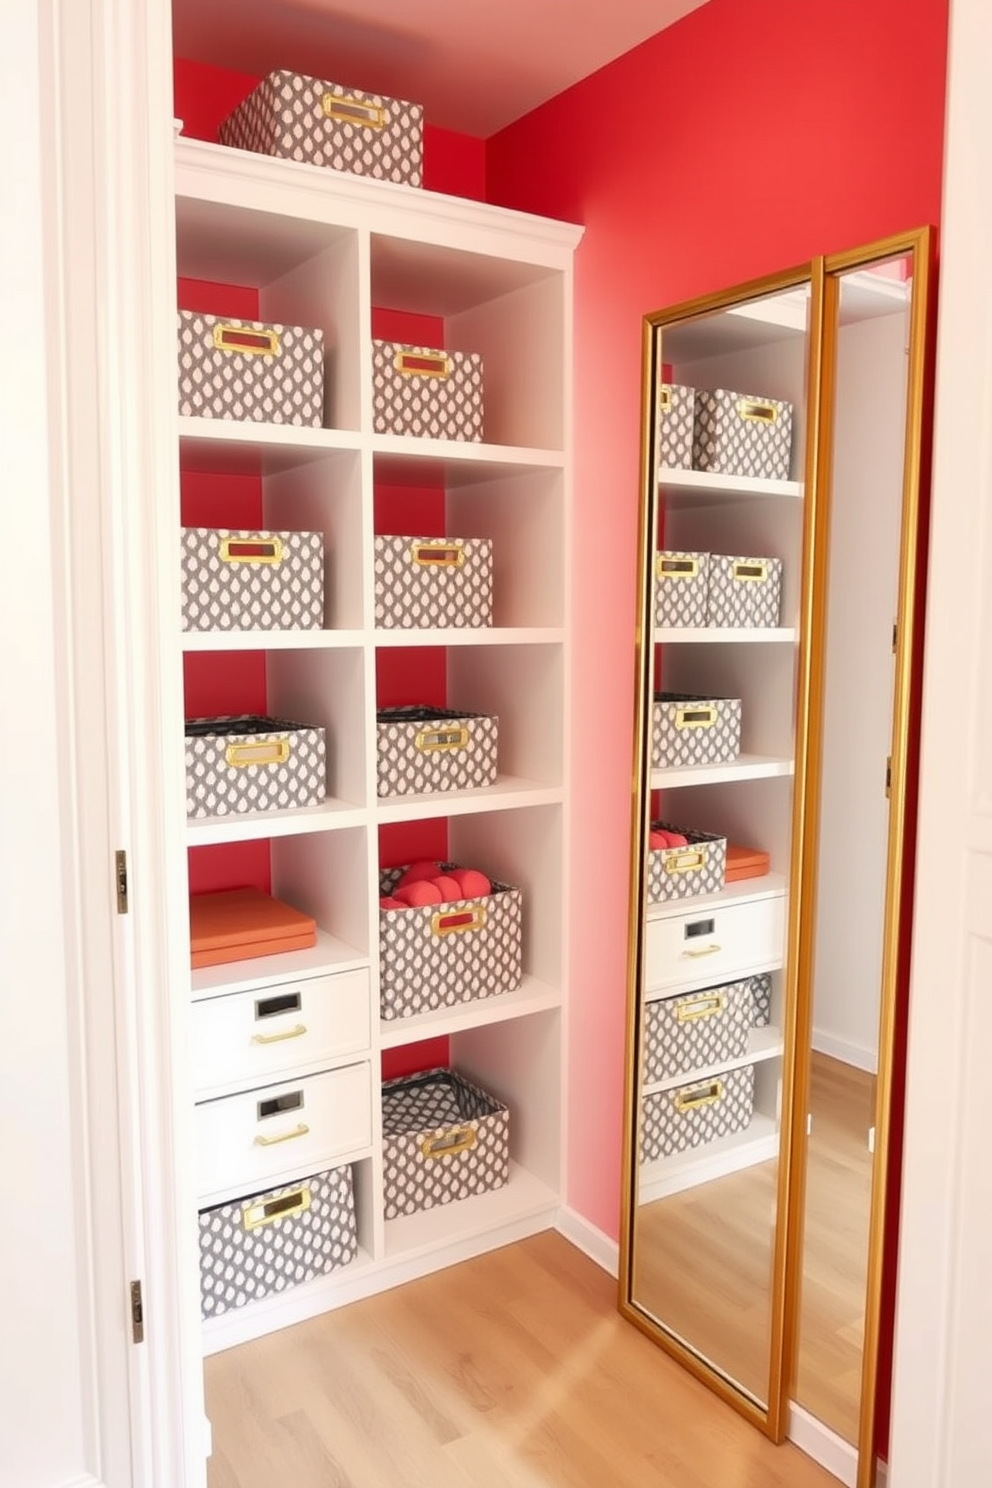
[174, 138, 584, 265]
[658, 468, 803, 500]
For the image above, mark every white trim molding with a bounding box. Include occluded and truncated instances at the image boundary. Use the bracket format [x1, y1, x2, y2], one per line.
[788, 1404, 857, 1487]
[555, 1206, 621, 1277]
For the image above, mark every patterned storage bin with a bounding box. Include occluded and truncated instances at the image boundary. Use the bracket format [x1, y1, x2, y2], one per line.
[181, 528, 324, 632]
[376, 706, 498, 797]
[374, 535, 493, 629]
[654, 551, 709, 629]
[381, 1068, 509, 1219]
[371, 341, 484, 441]
[177, 310, 324, 426]
[750, 973, 772, 1028]
[640, 1064, 755, 1163]
[643, 979, 754, 1084]
[707, 553, 784, 628]
[218, 70, 423, 187]
[692, 389, 794, 480]
[185, 715, 325, 819]
[378, 863, 522, 1020]
[647, 822, 727, 904]
[657, 383, 695, 470]
[198, 1165, 357, 1319]
[652, 692, 742, 769]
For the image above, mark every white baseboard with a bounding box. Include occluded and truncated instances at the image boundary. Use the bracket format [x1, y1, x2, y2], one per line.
[788, 1402, 858, 1486]
[555, 1206, 620, 1277]
[812, 1028, 878, 1075]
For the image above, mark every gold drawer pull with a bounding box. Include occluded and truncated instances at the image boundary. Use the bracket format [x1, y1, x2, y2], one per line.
[675, 705, 716, 730]
[395, 349, 451, 379]
[253, 1123, 310, 1147]
[658, 386, 672, 411]
[738, 398, 777, 424]
[421, 1125, 476, 1160]
[656, 555, 698, 580]
[322, 93, 386, 129]
[732, 559, 769, 583]
[676, 994, 726, 1022]
[681, 944, 722, 959]
[664, 848, 706, 875]
[251, 1023, 308, 1046]
[431, 905, 486, 937]
[415, 726, 469, 753]
[225, 738, 290, 768]
[410, 541, 465, 568]
[219, 536, 284, 565]
[675, 1080, 724, 1114]
[212, 323, 280, 357]
[242, 1186, 311, 1231]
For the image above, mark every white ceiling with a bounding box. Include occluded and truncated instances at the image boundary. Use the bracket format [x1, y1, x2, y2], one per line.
[172, 0, 711, 137]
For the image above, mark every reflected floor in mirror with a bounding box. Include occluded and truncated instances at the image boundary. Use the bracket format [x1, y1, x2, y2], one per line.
[633, 1052, 871, 1432]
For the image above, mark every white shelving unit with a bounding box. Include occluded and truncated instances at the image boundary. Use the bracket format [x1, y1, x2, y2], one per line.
[637, 287, 808, 1201]
[170, 137, 581, 1352]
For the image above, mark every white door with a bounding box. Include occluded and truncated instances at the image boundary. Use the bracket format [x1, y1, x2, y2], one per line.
[888, 0, 992, 1481]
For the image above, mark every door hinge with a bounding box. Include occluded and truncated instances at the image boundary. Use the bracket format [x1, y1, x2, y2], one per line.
[885, 757, 892, 798]
[115, 849, 129, 914]
[130, 1279, 144, 1343]
[892, 620, 898, 654]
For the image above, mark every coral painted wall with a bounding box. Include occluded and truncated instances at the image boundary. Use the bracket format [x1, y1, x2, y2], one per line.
[487, 0, 948, 1238]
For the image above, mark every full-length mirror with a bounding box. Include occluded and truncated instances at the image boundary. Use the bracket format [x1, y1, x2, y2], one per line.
[620, 230, 934, 1477]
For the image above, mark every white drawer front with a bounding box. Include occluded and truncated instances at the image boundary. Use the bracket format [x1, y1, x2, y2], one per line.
[190, 970, 371, 1098]
[195, 1062, 373, 1202]
[645, 896, 785, 992]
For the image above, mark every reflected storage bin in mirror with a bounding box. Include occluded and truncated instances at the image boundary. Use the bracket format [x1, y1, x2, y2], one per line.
[381, 1067, 509, 1218]
[372, 341, 484, 441]
[657, 383, 695, 468]
[374, 535, 493, 628]
[378, 863, 522, 1019]
[177, 311, 325, 426]
[376, 706, 498, 796]
[707, 554, 784, 628]
[652, 691, 742, 768]
[218, 69, 424, 186]
[692, 388, 794, 480]
[181, 527, 324, 632]
[640, 1064, 755, 1162]
[647, 821, 727, 903]
[185, 714, 326, 818]
[197, 1164, 358, 1319]
[654, 550, 709, 628]
[643, 979, 753, 1083]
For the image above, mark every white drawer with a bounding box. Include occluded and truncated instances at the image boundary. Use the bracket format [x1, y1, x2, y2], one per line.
[194, 1062, 373, 1203]
[190, 969, 371, 1098]
[645, 895, 785, 992]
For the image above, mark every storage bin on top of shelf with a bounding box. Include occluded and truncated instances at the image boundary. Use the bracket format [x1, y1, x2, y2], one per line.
[378, 861, 522, 1019]
[654, 550, 784, 628]
[643, 973, 772, 1084]
[647, 822, 727, 903]
[198, 1163, 358, 1319]
[372, 341, 484, 442]
[381, 1067, 509, 1218]
[181, 528, 325, 632]
[640, 1064, 755, 1162]
[218, 70, 424, 187]
[177, 311, 325, 426]
[376, 706, 498, 796]
[658, 382, 794, 481]
[185, 714, 326, 818]
[374, 535, 493, 628]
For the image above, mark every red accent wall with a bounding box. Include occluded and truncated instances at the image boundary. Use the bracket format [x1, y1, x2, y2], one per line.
[486, 0, 948, 1452]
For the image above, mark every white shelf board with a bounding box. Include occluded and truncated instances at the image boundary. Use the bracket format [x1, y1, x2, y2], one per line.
[178, 415, 361, 473]
[647, 872, 788, 922]
[372, 435, 565, 485]
[662, 290, 808, 362]
[376, 775, 562, 822]
[654, 626, 797, 645]
[658, 467, 803, 501]
[651, 754, 794, 790]
[374, 627, 563, 647]
[638, 1114, 780, 1203]
[642, 1026, 784, 1097]
[181, 629, 364, 652]
[186, 798, 365, 846]
[383, 1162, 558, 1262]
[380, 976, 562, 1048]
[190, 929, 368, 1002]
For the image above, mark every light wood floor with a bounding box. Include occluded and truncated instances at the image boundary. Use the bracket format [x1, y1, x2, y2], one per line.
[631, 1052, 873, 1442]
[204, 1229, 838, 1488]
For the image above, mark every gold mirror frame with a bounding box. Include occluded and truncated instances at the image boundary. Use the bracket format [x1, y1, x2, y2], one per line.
[619, 228, 936, 1473]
